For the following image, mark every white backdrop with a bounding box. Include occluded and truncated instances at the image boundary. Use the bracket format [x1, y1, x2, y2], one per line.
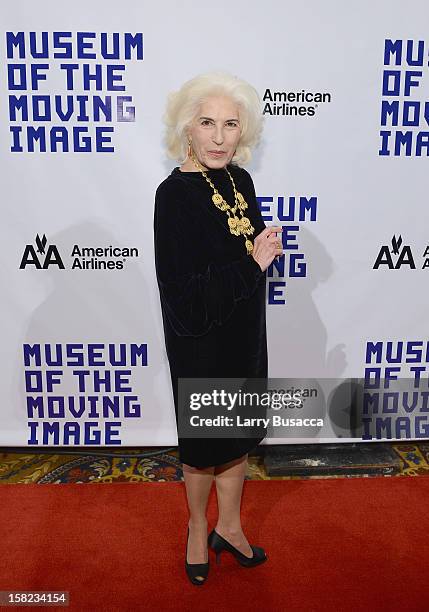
[1, 0, 428, 447]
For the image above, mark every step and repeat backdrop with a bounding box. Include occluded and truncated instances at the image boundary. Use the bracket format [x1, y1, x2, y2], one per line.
[1, 1, 428, 447]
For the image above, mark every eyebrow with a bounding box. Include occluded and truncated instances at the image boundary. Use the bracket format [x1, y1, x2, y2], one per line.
[198, 116, 240, 122]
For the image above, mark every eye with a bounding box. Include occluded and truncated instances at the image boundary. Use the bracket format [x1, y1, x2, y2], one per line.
[201, 119, 213, 126]
[226, 121, 239, 128]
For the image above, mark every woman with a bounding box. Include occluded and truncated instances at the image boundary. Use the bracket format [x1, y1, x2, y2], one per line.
[153, 71, 282, 585]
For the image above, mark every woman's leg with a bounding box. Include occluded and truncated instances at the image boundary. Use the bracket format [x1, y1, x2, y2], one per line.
[213, 453, 253, 557]
[182, 462, 215, 573]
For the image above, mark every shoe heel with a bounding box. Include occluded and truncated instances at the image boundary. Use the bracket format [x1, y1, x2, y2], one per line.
[208, 530, 224, 565]
[208, 528, 267, 569]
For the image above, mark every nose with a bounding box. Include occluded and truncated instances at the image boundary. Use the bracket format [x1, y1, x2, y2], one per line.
[212, 124, 224, 145]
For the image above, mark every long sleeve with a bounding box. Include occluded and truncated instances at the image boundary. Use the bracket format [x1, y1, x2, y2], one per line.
[154, 178, 264, 338]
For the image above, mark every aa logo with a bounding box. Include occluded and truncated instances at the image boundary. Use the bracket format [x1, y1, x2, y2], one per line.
[19, 234, 65, 269]
[373, 235, 416, 269]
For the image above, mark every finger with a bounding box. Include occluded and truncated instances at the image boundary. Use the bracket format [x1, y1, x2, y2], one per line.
[266, 233, 283, 245]
[255, 227, 271, 240]
[261, 226, 280, 237]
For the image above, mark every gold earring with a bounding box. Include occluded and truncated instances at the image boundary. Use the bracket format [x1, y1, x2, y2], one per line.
[187, 137, 192, 158]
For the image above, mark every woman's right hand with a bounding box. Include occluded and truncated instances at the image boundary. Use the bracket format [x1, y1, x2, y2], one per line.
[251, 226, 283, 272]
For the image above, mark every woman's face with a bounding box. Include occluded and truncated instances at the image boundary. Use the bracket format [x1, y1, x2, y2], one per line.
[187, 95, 242, 170]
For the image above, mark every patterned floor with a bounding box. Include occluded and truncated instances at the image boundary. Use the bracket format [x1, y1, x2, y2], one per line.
[1, 442, 429, 483]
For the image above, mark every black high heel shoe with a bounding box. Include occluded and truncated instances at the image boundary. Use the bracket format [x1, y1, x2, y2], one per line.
[208, 529, 267, 567]
[185, 527, 209, 585]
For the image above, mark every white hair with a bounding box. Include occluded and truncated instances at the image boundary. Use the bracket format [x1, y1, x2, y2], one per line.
[162, 71, 264, 166]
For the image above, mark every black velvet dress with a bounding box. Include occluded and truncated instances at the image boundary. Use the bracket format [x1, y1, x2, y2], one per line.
[153, 163, 268, 468]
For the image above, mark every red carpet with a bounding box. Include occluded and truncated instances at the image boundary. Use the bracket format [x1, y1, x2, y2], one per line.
[1, 477, 428, 611]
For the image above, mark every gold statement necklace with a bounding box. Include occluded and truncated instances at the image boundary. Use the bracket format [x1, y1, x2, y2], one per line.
[190, 150, 255, 254]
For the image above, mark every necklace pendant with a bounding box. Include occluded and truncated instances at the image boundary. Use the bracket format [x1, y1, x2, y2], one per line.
[245, 239, 253, 254]
[237, 193, 248, 210]
[240, 216, 250, 229]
